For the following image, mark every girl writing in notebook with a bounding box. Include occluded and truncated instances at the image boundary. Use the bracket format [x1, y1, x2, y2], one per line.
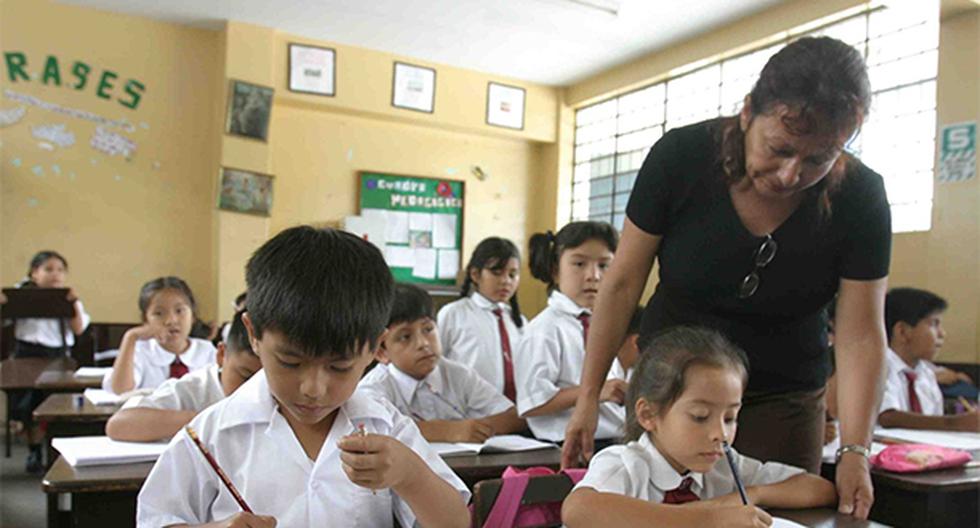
[514, 221, 628, 443]
[563, 327, 835, 528]
[438, 237, 527, 400]
[104, 276, 216, 394]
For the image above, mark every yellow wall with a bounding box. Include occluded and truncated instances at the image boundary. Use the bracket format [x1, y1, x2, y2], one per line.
[558, 0, 980, 363]
[1, 0, 221, 322]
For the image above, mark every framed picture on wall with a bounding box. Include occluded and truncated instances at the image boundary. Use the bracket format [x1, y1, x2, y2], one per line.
[289, 43, 336, 96]
[391, 62, 436, 113]
[486, 81, 525, 130]
[218, 167, 274, 217]
[226, 80, 274, 141]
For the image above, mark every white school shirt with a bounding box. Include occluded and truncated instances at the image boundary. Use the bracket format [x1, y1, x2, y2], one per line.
[514, 291, 626, 442]
[102, 338, 216, 393]
[137, 371, 470, 528]
[14, 300, 91, 348]
[437, 292, 527, 393]
[358, 357, 513, 420]
[574, 433, 804, 501]
[879, 347, 944, 417]
[121, 364, 224, 413]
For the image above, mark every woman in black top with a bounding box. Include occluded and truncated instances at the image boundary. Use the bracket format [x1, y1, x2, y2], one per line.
[563, 37, 889, 519]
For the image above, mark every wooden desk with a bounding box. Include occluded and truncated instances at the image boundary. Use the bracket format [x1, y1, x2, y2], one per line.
[41, 447, 562, 528]
[0, 357, 84, 457]
[34, 393, 119, 469]
[823, 448, 980, 528]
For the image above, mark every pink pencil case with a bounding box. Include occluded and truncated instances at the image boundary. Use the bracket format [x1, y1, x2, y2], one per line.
[870, 443, 972, 473]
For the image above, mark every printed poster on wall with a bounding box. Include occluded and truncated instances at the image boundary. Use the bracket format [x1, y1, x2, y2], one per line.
[938, 121, 976, 183]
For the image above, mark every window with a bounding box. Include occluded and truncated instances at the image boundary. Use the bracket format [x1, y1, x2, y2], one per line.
[571, 1, 939, 233]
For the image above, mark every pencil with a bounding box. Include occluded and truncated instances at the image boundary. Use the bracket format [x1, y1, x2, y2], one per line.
[958, 396, 977, 413]
[184, 426, 253, 513]
[722, 441, 750, 505]
[357, 423, 376, 495]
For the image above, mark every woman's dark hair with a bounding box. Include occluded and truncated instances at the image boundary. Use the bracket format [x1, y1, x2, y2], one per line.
[24, 250, 68, 285]
[528, 221, 618, 291]
[625, 326, 749, 442]
[718, 36, 871, 220]
[460, 237, 524, 328]
[138, 276, 198, 322]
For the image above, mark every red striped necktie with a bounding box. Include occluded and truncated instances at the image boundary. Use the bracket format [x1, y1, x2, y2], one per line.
[663, 476, 700, 504]
[169, 357, 189, 379]
[492, 308, 516, 402]
[577, 312, 591, 345]
[904, 371, 923, 413]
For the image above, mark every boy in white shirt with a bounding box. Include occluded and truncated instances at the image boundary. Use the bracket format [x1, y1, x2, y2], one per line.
[137, 227, 470, 528]
[360, 283, 525, 443]
[106, 310, 261, 442]
[878, 288, 979, 432]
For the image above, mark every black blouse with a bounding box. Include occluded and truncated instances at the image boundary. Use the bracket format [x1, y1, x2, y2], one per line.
[626, 118, 891, 393]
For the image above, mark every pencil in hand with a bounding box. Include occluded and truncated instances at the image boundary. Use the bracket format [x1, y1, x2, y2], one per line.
[184, 426, 253, 513]
[722, 441, 750, 505]
[958, 396, 977, 413]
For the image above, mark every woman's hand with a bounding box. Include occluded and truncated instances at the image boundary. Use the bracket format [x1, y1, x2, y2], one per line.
[836, 453, 873, 518]
[562, 395, 599, 468]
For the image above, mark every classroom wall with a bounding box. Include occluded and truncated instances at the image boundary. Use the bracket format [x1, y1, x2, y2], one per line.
[555, 0, 980, 363]
[0, 0, 221, 323]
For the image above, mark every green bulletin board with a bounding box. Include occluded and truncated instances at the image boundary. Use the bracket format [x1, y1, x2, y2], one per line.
[358, 171, 464, 285]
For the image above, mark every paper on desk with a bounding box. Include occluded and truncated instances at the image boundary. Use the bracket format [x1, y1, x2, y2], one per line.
[772, 518, 807, 528]
[432, 434, 554, 457]
[83, 388, 122, 405]
[874, 427, 980, 450]
[74, 367, 111, 378]
[52, 436, 168, 466]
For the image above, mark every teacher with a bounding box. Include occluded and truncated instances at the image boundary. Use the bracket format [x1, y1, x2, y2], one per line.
[562, 36, 889, 519]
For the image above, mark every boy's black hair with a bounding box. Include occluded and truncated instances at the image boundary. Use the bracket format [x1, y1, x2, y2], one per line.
[626, 305, 644, 336]
[225, 310, 255, 356]
[388, 283, 434, 327]
[885, 287, 948, 342]
[245, 226, 394, 358]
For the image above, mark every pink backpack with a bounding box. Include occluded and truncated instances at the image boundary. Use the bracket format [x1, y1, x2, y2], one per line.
[870, 443, 971, 473]
[477, 466, 587, 528]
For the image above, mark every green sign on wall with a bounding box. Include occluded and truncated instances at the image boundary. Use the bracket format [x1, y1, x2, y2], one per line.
[359, 171, 464, 285]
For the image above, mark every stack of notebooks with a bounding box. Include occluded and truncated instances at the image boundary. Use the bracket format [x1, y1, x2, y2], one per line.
[52, 436, 168, 467]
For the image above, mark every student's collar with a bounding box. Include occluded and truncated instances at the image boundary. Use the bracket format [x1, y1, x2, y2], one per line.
[144, 338, 209, 368]
[636, 433, 705, 492]
[470, 291, 509, 313]
[388, 362, 444, 401]
[547, 290, 589, 317]
[885, 347, 921, 373]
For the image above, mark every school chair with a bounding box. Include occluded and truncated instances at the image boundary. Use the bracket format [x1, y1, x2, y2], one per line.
[472, 471, 581, 528]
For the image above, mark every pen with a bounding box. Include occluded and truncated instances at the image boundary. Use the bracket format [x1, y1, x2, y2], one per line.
[958, 396, 977, 413]
[722, 441, 749, 505]
[358, 423, 376, 495]
[185, 426, 253, 513]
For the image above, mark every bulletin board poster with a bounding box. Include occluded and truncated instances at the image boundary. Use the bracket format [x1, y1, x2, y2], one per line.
[358, 172, 464, 285]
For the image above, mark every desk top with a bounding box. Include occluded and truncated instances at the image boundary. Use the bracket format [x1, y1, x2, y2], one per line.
[34, 393, 120, 422]
[771, 508, 890, 527]
[0, 357, 78, 390]
[34, 369, 102, 391]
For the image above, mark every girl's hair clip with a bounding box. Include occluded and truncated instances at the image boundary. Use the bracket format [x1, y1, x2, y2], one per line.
[546, 231, 556, 243]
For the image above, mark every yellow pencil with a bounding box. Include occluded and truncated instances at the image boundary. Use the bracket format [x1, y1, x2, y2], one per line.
[958, 396, 976, 413]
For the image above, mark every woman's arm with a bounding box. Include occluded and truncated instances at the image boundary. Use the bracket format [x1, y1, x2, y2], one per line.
[563, 219, 661, 467]
[833, 277, 888, 519]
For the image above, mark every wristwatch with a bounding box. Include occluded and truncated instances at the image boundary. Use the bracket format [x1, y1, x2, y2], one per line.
[835, 444, 871, 463]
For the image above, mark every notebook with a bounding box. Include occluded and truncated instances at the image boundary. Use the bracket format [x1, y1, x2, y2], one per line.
[52, 436, 168, 466]
[430, 434, 555, 457]
[874, 427, 980, 450]
[75, 367, 111, 379]
[83, 387, 153, 406]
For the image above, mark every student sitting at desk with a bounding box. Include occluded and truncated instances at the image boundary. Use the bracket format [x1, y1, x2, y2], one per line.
[563, 327, 836, 528]
[137, 226, 469, 528]
[878, 288, 980, 432]
[103, 276, 216, 394]
[105, 310, 261, 442]
[358, 283, 525, 443]
[4, 250, 91, 474]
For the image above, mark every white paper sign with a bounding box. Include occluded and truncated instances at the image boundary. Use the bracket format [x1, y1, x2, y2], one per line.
[413, 248, 437, 279]
[392, 62, 435, 113]
[385, 211, 410, 244]
[438, 249, 460, 280]
[432, 213, 457, 248]
[289, 44, 336, 96]
[487, 82, 525, 129]
[384, 245, 415, 268]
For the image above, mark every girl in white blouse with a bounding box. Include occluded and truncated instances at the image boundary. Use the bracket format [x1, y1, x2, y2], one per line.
[103, 276, 216, 394]
[438, 237, 527, 399]
[563, 327, 836, 528]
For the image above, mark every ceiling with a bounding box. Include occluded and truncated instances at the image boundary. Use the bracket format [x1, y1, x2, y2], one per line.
[56, 0, 787, 86]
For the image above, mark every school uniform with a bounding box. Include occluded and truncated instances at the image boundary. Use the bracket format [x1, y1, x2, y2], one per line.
[437, 292, 526, 397]
[14, 299, 91, 351]
[137, 370, 470, 527]
[121, 364, 224, 413]
[514, 291, 627, 442]
[574, 432, 804, 502]
[357, 357, 513, 420]
[102, 338, 216, 393]
[879, 347, 944, 417]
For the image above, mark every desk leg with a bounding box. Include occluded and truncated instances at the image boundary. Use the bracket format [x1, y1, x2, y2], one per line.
[47, 492, 67, 528]
[5, 390, 11, 458]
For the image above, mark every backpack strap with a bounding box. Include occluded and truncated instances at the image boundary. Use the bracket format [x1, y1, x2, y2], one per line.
[482, 470, 531, 528]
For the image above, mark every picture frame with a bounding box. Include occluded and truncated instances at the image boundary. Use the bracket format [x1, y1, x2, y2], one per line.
[226, 80, 274, 141]
[485, 81, 526, 130]
[391, 61, 436, 113]
[288, 43, 336, 96]
[218, 167, 274, 217]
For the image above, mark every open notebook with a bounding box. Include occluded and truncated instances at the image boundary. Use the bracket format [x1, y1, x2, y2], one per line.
[52, 436, 168, 467]
[430, 434, 555, 457]
[873, 427, 980, 450]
